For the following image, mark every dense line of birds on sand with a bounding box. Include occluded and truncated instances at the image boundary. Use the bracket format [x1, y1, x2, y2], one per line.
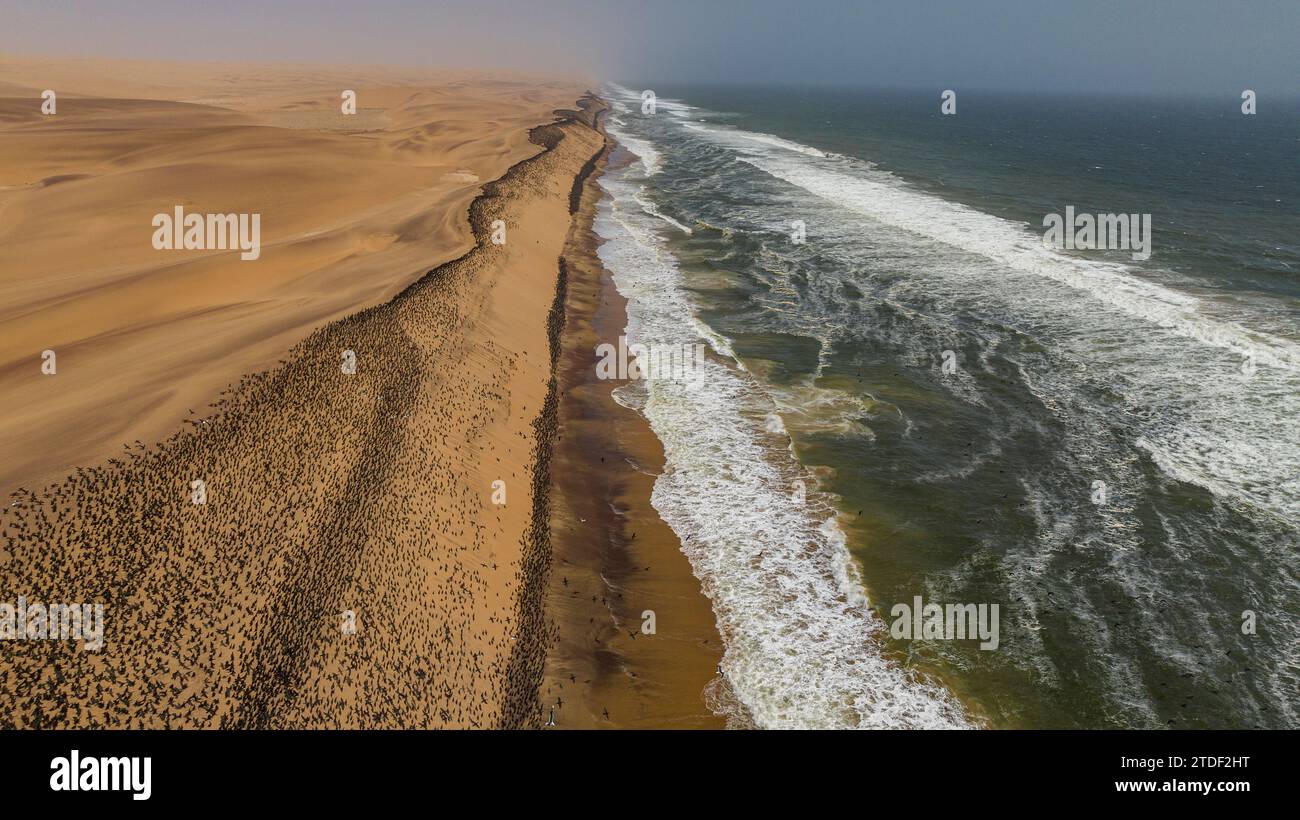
[0, 110, 607, 729]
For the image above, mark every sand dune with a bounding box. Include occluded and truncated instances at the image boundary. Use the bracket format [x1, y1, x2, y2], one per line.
[0, 57, 583, 497]
[0, 57, 604, 728]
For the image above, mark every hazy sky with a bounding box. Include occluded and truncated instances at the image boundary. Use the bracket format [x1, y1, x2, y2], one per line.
[2, 0, 1296, 95]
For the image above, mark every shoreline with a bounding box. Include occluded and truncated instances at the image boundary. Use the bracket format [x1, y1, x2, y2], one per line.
[538, 121, 727, 729]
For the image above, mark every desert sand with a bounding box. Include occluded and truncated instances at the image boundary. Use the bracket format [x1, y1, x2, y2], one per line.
[0, 56, 583, 498]
[0, 57, 605, 727]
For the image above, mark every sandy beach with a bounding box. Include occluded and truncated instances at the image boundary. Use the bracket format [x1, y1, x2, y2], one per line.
[540, 145, 728, 729]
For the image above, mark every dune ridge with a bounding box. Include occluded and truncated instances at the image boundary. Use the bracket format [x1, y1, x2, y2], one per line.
[0, 89, 607, 728]
[0, 58, 582, 498]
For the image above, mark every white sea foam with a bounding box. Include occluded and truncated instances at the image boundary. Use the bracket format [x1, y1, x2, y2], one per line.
[682, 121, 830, 157]
[595, 168, 970, 729]
[665, 108, 1298, 371]
[608, 122, 662, 176]
[736, 153, 1300, 371]
[634, 186, 692, 234]
[672, 121, 1300, 522]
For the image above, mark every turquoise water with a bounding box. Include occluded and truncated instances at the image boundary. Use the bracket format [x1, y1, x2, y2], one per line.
[597, 84, 1298, 728]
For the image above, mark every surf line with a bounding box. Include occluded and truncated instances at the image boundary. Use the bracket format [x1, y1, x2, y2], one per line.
[1042, 206, 1151, 261]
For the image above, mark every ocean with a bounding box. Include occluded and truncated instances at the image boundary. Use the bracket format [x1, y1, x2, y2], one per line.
[595, 83, 1299, 729]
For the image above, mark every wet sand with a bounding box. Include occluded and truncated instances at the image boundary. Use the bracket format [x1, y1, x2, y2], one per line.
[539, 136, 726, 729]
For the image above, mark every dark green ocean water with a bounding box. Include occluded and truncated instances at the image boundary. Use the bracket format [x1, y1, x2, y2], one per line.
[598, 84, 1298, 728]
